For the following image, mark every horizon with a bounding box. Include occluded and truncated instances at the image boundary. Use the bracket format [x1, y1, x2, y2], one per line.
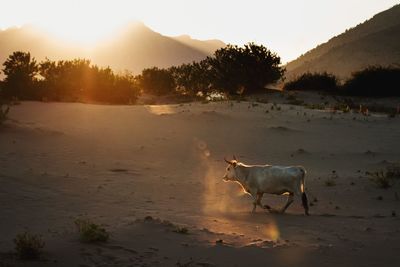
[0, 0, 399, 63]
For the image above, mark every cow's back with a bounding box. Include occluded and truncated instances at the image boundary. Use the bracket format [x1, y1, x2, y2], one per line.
[248, 165, 303, 195]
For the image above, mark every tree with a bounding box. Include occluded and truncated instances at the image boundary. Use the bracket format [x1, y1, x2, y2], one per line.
[136, 67, 175, 96]
[169, 60, 211, 96]
[2, 51, 39, 99]
[207, 43, 285, 95]
[39, 58, 92, 101]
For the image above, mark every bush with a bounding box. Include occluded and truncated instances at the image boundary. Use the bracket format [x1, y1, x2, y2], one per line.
[343, 66, 400, 97]
[367, 167, 399, 189]
[14, 231, 45, 260]
[75, 219, 109, 243]
[169, 61, 211, 96]
[0, 104, 10, 125]
[325, 179, 336, 187]
[284, 72, 339, 92]
[39, 59, 139, 103]
[136, 67, 176, 96]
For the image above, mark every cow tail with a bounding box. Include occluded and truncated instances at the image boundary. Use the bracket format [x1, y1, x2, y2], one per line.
[300, 167, 309, 216]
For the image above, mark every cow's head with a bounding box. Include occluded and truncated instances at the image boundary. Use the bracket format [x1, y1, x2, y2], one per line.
[223, 156, 238, 181]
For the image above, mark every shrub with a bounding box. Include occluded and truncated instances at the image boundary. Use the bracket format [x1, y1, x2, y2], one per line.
[343, 66, 400, 97]
[325, 179, 336, 187]
[305, 103, 325, 110]
[284, 72, 339, 92]
[39, 59, 139, 103]
[136, 67, 176, 96]
[14, 231, 45, 260]
[367, 170, 394, 189]
[75, 219, 109, 243]
[386, 166, 400, 178]
[0, 104, 10, 125]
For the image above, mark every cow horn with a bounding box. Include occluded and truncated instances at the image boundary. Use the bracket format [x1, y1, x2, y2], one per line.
[233, 155, 237, 161]
[224, 157, 232, 164]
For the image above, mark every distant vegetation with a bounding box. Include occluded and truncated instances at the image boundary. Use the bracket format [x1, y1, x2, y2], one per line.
[343, 66, 400, 97]
[206, 43, 284, 95]
[137, 67, 176, 96]
[284, 66, 400, 97]
[0, 82, 10, 125]
[283, 72, 339, 93]
[1, 52, 139, 104]
[0, 44, 284, 103]
[3, 48, 398, 103]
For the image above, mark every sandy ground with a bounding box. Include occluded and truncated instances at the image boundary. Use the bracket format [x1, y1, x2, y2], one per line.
[0, 100, 400, 267]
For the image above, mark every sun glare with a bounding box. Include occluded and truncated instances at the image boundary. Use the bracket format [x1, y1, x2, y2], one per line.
[36, 19, 125, 46]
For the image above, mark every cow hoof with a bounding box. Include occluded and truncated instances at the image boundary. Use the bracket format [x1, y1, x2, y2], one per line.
[269, 209, 280, 214]
[263, 205, 272, 210]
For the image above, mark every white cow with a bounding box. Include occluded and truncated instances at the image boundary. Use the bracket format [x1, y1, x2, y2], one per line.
[222, 157, 309, 215]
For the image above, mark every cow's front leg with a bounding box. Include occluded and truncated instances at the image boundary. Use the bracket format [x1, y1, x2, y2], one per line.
[250, 191, 259, 213]
[256, 192, 271, 211]
[252, 192, 265, 213]
[252, 197, 257, 213]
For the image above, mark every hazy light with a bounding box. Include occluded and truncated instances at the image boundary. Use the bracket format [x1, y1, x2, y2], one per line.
[0, 0, 398, 61]
[147, 105, 176, 115]
[264, 222, 280, 241]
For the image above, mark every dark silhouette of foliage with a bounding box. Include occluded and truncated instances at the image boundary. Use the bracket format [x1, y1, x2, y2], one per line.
[1, 52, 139, 104]
[39, 58, 92, 101]
[1, 44, 287, 103]
[137, 67, 175, 96]
[39, 59, 139, 103]
[207, 43, 285, 95]
[2, 51, 39, 99]
[169, 60, 211, 96]
[283, 72, 339, 92]
[343, 66, 400, 97]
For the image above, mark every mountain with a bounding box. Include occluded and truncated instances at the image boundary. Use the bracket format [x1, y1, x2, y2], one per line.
[0, 22, 225, 75]
[172, 34, 225, 55]
[285, 4, 400, 79]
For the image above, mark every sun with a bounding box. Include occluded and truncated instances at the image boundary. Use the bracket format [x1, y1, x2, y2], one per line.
[17, 0, 136, 46]
[36, 18, 126, 46]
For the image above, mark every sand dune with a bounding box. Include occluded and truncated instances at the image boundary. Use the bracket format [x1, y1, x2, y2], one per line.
[0, 101, 399, 266]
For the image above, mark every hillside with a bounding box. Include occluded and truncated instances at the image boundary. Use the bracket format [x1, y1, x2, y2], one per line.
[172, 34, 225, 55]
[286, 4, 400, 79]
[0, 22, 225, 75]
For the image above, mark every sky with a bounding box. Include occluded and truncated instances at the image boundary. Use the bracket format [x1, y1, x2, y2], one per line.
[0, 0, 399, 63]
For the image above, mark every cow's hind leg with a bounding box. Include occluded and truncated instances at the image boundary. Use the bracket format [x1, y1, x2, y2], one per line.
[280, 193, 294, 214]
